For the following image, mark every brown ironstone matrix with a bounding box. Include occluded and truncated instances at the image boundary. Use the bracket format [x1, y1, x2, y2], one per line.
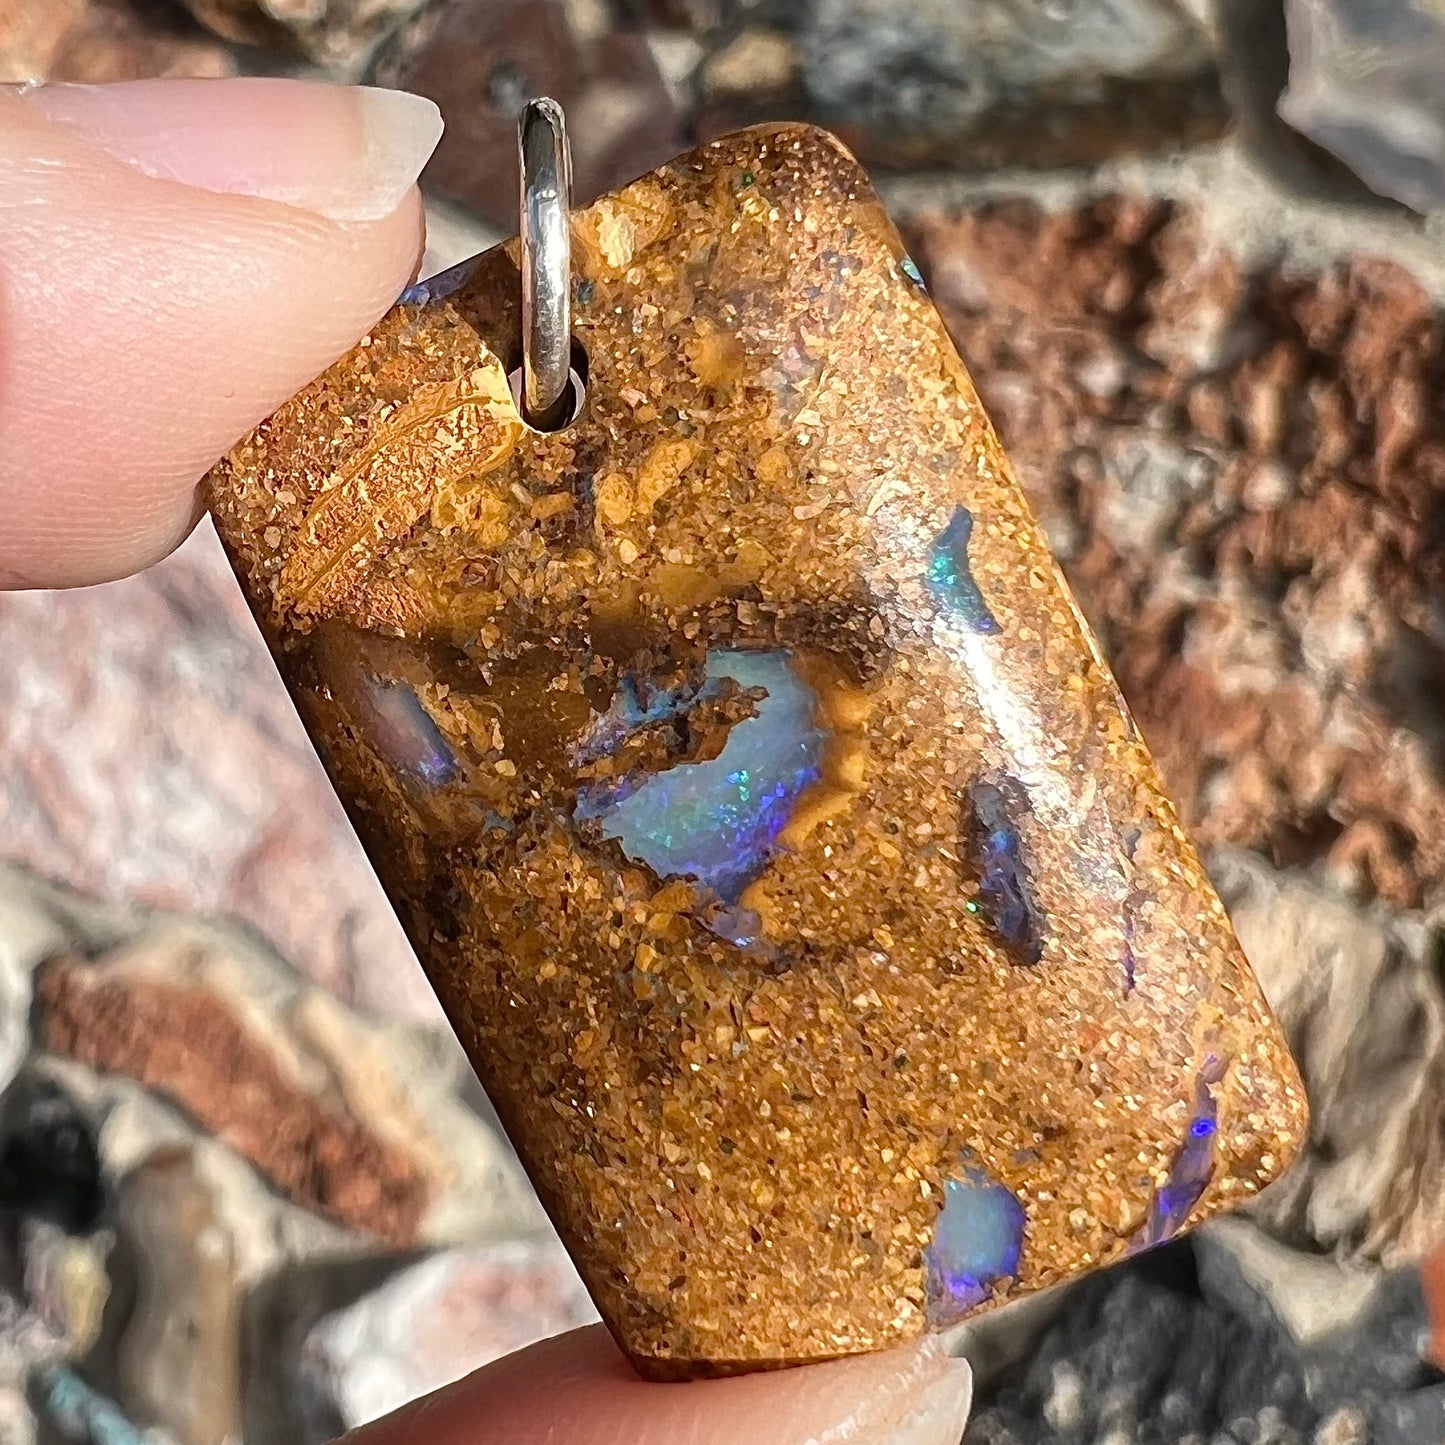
[206, 125, 1306, 1378]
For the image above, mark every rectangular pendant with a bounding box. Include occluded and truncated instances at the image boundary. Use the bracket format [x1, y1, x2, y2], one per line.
[206, 124, 1306, 1378]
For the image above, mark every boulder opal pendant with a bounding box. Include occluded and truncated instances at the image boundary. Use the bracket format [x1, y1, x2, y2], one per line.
[205, 122, 1307, 1378]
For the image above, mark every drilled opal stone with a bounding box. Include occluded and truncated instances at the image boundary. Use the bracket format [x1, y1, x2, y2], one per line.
[206, 125, 1307, 1377]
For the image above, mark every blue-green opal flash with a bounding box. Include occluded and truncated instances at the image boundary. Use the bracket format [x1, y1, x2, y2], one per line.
[574, 650, 825, 903]
[927, 507, 1001, 634]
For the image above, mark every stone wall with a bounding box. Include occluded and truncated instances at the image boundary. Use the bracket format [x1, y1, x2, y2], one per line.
[1, 1, 1444, 1441]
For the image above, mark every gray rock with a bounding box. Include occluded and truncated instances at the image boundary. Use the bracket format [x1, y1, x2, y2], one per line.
[1213, 852, 1445, 1265]
[965, 1230, 1443, 1445]
[110, 1151, 241, 1445]
[32, 1366, 156, 1445]
[1370, 1390, 1445, 1445]
[943, 1281, 1079, 1395]
[691, 0, 1226, 168]
[1194, 1218, 1379, 1346]
[800, 0, 1001, 146]
[966, 1249, 1311, 1444]
[1280, 0, 1445, 214]
[803, 0, 1210, 140]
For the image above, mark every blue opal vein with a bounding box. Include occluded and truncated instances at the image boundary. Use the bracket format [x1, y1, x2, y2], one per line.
[966, 778, 1045, 964]
[364, 680, 458, 786]
[574, 650, 825, 903]
[1135, 1057, 1226, 1251]
[927, 1168, 1026, 1321]
[927, 507, 1001, 634]
[398, 256, 479, 307]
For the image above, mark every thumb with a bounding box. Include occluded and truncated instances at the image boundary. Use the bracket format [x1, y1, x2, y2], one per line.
[0, 78, 441, 587]
[344, 1325, 974, 1445]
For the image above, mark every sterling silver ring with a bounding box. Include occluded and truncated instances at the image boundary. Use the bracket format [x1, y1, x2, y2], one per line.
[518, 97, 573, 429]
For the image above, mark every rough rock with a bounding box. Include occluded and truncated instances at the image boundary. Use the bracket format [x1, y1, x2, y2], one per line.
[177, 0, 424, 71]
[32, 1367, 148, 1445]
[296, 1239, 598, 1434]
[16, 1220, 109, 1365]
[1214, 853, 1445, 1267]
[0, 865, 542, 1257]
[1194, 1217, 1381, 1347]
[22, 898, 541, 1250]
[1280, 0, 1445, 214]
[695, 0, 1228, 169]
[40, 956, 432, 1247]
[0, 867, 561, 1439]
[701, 26, 797, 100]
[966, 1228, 1445, 1444]
[0, 526, 432, 1020]
[369, 0, 1225, 209]
[0, 1075, 104, 1236]
[942, 1283, 1077, 1395]
[0, 0, 234, 83]
[375, 0, 684, 226]
[912, 197, 1445, 913]
[108, 1150, 242, 1445]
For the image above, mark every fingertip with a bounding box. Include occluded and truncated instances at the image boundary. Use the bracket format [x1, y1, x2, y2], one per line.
[344, 1325, 972, 1445]
[0, 82, 433, 588]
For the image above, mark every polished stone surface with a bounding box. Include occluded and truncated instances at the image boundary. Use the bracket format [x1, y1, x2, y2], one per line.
[208, 126, 1306, 1376]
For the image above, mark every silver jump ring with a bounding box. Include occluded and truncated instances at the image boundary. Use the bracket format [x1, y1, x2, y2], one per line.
[518, 98, 573, 429]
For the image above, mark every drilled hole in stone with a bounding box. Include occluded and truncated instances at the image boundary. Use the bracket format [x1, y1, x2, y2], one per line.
[508, 339, 589, 433]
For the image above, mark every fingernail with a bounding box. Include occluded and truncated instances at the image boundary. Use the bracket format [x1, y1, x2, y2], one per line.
[877, 1357, 973, 1445]
[822, 1338, 971, 1445]
[24, 78, 442, 224]
[345, 86, 446, 221]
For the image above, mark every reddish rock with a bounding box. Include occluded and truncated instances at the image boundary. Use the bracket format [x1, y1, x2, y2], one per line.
[0, 0, 234, 83]
[1425, 1240, 1445, 1370]
[38, 957, 431, 1245]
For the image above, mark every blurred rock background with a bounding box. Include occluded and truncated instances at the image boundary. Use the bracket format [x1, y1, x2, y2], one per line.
[3, 0, 1445, 1440]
